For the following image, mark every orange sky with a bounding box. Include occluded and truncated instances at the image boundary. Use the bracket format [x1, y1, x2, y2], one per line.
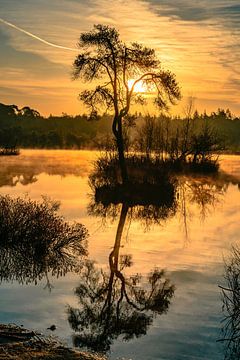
[0, 0, 239, 116]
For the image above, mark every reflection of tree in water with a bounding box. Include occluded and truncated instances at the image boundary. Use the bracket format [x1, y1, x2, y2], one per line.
[176, 175, 228, 239]
[219, 245, 240, 360]
[0, 195, 88, 289]
[0, 153, 91, 188]
[179, 175, 227, 214]
[0, 171, 38, 187]
[88, 175, 177, 230]
[68, 204, 174, 353]
[68, 165, 240, 353]
[89, 171, 232, 233]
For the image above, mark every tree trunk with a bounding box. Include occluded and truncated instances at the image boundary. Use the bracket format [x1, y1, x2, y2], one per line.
[112, 115, 128, 184]
[116, 135, 128, 183]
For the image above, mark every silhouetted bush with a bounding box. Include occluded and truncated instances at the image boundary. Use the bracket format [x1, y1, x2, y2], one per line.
[0, 195, 88, 286]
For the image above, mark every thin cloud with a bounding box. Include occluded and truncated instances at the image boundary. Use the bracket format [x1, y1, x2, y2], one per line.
[0, 0, 240, 115]
[0, 18, 78, 52]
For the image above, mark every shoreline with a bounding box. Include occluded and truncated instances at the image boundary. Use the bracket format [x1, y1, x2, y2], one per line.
[0, 323, 106, 360]
[3, 147, 240, 156]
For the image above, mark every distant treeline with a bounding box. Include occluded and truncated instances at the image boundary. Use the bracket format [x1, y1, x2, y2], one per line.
[0, 103, 112, 149]
[0, 102, 240, 151]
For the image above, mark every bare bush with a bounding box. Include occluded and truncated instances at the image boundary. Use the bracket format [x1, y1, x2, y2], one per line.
[0, 195, 88, 286]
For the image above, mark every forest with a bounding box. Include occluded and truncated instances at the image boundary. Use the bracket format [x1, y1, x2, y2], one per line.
[0, 102, 240, 152]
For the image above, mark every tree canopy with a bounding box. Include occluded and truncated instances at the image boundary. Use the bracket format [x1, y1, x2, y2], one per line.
[73, 24, 181, 118]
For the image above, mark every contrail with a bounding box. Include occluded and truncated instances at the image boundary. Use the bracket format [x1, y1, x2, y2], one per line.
[0, 17, 79, 52]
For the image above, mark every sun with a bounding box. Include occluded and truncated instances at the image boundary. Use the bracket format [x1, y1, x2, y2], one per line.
[128, 79, 146, 93]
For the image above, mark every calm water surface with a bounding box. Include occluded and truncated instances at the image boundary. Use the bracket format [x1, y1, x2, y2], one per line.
[0, 150, 240, 360]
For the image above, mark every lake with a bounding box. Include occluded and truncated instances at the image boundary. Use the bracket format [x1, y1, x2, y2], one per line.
[0, 150, 240, 360]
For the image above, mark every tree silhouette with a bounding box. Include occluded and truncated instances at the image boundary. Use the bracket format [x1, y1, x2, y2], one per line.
[0, 195, 88, 289]
[73, 24, 181, 182]
[20, 106, 40, 118]
[0, 103, 18, 118]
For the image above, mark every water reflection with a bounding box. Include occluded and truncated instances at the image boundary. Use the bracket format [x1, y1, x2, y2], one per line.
[0, 150, 94, 187]
[89, 178, 177, 228]
[68, 167, 240, 354]
[68, 203, 174, 353]
[1, 152, 240, 359]
[0, 195, 88, 289]
[88, 172, 236, 232]
[0, 172, 38, 187]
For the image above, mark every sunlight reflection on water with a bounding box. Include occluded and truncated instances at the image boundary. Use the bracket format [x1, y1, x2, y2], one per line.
[0, 150, 240, 360]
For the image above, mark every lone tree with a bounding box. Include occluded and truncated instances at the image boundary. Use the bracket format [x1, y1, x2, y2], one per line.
[73, 25, 181, 182]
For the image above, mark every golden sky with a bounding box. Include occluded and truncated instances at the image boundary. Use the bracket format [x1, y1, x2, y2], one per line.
[0, 0, 239, 116]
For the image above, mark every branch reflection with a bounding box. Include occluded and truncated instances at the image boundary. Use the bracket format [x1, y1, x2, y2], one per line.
[68, 203, 174, 353]
[88, 170, 233, 233]
[68, 167, 238, 353]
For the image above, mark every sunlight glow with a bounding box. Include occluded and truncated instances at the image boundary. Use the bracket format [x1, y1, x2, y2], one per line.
[128, 79, 147, 93]
[1, 0, 240, 115]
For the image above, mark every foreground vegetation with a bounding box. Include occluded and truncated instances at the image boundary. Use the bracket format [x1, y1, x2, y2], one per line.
[0, 195, 88, 287]
[0, 324, 106, 360]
